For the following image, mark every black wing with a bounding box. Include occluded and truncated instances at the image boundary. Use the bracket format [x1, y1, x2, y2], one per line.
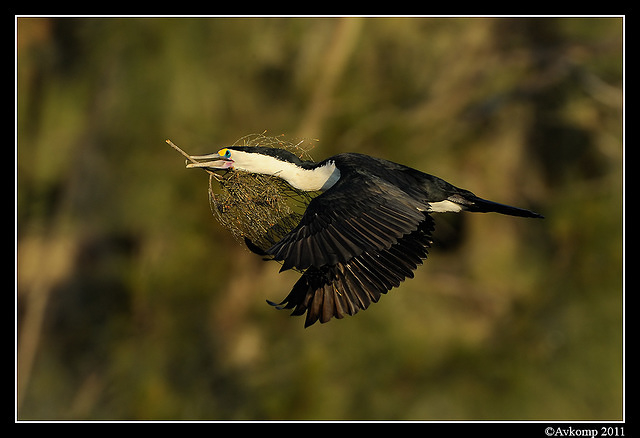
[265, 172, 428, 271]
[267, 215, 434, 327]
[259, 169, 434, 326]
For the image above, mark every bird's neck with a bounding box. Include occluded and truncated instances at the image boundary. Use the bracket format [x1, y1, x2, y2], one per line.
[281, 161, 341, 192]
[234, 153, 340, 192]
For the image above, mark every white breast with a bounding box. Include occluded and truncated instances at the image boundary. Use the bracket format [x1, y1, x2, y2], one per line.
[232, 151, 341, 192]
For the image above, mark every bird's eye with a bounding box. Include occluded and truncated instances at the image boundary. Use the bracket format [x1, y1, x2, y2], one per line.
[219, 148, 231, 159]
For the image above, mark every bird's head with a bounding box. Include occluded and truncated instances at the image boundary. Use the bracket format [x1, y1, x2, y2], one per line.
[185, 145, 337, 192]
[185, 147, 235, 170]
[186, 146, 306, 174]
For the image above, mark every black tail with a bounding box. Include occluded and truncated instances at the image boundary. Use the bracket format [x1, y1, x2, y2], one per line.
[450, 193, 544, 218]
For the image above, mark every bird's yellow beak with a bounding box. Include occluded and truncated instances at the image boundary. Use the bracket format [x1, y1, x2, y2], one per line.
[185, 152, 234, 170]
[167, 140, 235, 171]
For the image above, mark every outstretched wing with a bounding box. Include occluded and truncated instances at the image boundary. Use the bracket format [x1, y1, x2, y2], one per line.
[267, 215, 435, 327]
[265, 172, 428, 272]
[255, 164, 435, 326]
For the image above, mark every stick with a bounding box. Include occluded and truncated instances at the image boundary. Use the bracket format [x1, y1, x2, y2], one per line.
[165, 139, 200, 165]
[166, 139, 221, 180]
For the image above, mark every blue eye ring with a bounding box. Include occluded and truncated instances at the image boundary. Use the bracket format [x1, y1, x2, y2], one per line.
[219, 148, 232, 159]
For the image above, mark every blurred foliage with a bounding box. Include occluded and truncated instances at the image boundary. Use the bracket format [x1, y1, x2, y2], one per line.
[16, 17, 623, 420]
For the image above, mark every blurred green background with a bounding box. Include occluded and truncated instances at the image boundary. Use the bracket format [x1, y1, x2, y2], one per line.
[16, 17, 623, 420]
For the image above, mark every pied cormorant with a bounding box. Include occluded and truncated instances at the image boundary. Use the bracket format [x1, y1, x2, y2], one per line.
[170, 139, 543, 327]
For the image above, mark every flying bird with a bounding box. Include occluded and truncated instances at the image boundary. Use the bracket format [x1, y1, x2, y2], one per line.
[169, 137, 543, 327]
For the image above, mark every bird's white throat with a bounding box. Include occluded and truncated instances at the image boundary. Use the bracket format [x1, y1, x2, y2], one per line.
[231, 150, 341, 192]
